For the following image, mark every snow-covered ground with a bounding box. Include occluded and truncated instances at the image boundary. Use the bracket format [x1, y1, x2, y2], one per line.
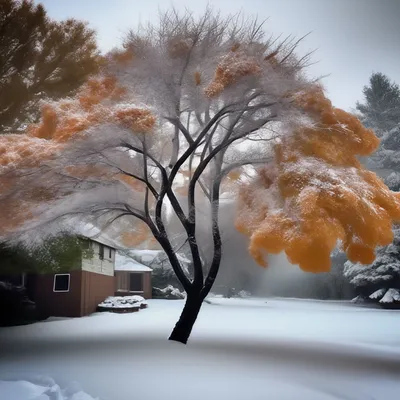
[0, 298, 400, 400]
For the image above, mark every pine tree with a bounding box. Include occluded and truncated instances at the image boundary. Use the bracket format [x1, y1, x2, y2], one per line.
[356, 72, 400, 136]
[344, 227, 400, 305]
[0, 0, 100, 132]
[345, 75, 400, 303]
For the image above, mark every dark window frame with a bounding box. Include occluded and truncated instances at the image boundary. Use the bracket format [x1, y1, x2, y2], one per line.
[53, 274, 70, 293]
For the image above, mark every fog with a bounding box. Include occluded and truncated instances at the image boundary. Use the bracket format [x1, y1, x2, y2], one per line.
[163, 195, 352, 300]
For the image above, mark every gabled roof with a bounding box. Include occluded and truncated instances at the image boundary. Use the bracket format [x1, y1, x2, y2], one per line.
[82, 235, 117, 250]
[74, 223, 120, 250]
[115, 252, 152, 272]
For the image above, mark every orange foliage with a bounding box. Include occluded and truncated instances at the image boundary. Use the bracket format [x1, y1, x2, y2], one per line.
[78, 76, 122, 111]
[205, 51, 262, 98]
[0, 75, 156, 236]
[227, 170, 242, 181]
[194, 71, 201, 86]
[121, 223, 152, 247]
[168, 38, 192, 58]
[33, 105, 58, 139]
[236, 88, 400, 272]
[65, 165, 113, 181]
[231, 43, 241, 52]
[118, 174, 146, 192]
[0, 135, 59, 170]
[114, 108, 156, 133]
[111, 48, 134, 64]
[264, 50, 279, 63]
[27, 76, 154, 142]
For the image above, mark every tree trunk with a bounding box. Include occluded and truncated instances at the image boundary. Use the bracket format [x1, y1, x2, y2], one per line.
[168, 293, 203, 344]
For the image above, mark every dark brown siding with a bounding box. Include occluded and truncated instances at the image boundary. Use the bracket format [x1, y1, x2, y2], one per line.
[143, 271, 152, 299]
[115, 271, 152, 299]
[80, 271, 115, 316]
[115, 271, 129, 291]
[34, 271, 82, 318]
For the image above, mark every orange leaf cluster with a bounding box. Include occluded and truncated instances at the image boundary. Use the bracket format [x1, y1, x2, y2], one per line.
[168, 38, 192, 59]
[114, 108, 156, 133]
[204, 51, 262, 98]
[0, 135, 59, 170]
[27, 76, 154, 143]
[0, 75, 157, 236]
[118, 174, 146, 192]
[230, 43, 241, 52]
[194, 71, 202, 86]
[111, 48, 134, 65]
[33, 105, 58, 140]
[121, 222, 152, 247]
[236, 88, 400, 272]
[79, 76, 126, 111]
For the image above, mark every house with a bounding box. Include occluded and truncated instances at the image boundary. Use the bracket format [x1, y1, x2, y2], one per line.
[1, 227, 155, 319]
[114, 252, 153, 298]
[32, 236, 117, 318]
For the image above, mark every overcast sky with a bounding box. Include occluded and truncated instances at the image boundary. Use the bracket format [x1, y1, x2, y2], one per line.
[37, 0, 400, 111]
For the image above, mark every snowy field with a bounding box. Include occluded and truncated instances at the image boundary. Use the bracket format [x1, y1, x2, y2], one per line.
[0, 298, 400, 400]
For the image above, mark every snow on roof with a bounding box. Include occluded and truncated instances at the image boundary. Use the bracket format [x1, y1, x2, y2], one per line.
[115, 253, 152, 272]
[69, 221, 120, 249]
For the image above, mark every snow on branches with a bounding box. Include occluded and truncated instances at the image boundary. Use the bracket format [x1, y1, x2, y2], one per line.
[1, 9, 399, 280]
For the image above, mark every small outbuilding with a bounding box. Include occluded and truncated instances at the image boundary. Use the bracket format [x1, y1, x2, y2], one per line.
[33, 236, 117, 318]
[114, 253, 153, 299]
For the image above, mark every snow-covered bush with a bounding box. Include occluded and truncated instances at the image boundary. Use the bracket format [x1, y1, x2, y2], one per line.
[236, 290, 251, 298]
[152, 285, 185, 300]
[98, 295, 147, 310]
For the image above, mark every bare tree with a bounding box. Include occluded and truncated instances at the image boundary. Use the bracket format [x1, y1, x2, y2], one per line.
[0, 9, 315, 343]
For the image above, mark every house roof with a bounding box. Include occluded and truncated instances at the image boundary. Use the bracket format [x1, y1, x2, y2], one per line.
[84, 236, 117, 249]
[115, 253, 152, 272]
[74, 223, 120, 250]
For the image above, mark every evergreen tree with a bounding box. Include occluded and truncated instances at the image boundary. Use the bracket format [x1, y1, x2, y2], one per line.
[376, 125, 400, 188]
[0, 0, 100, 132]
[356, 72, 400, 136]
[344, 227, 400, 304]
[343, 74, 400, 305]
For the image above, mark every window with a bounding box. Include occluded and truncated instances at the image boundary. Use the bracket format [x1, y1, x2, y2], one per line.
[109, 247, 112, 259]
[53, 274, 70, 292]
[99, 244, 104, 260]
[129, 273, 143, 292]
